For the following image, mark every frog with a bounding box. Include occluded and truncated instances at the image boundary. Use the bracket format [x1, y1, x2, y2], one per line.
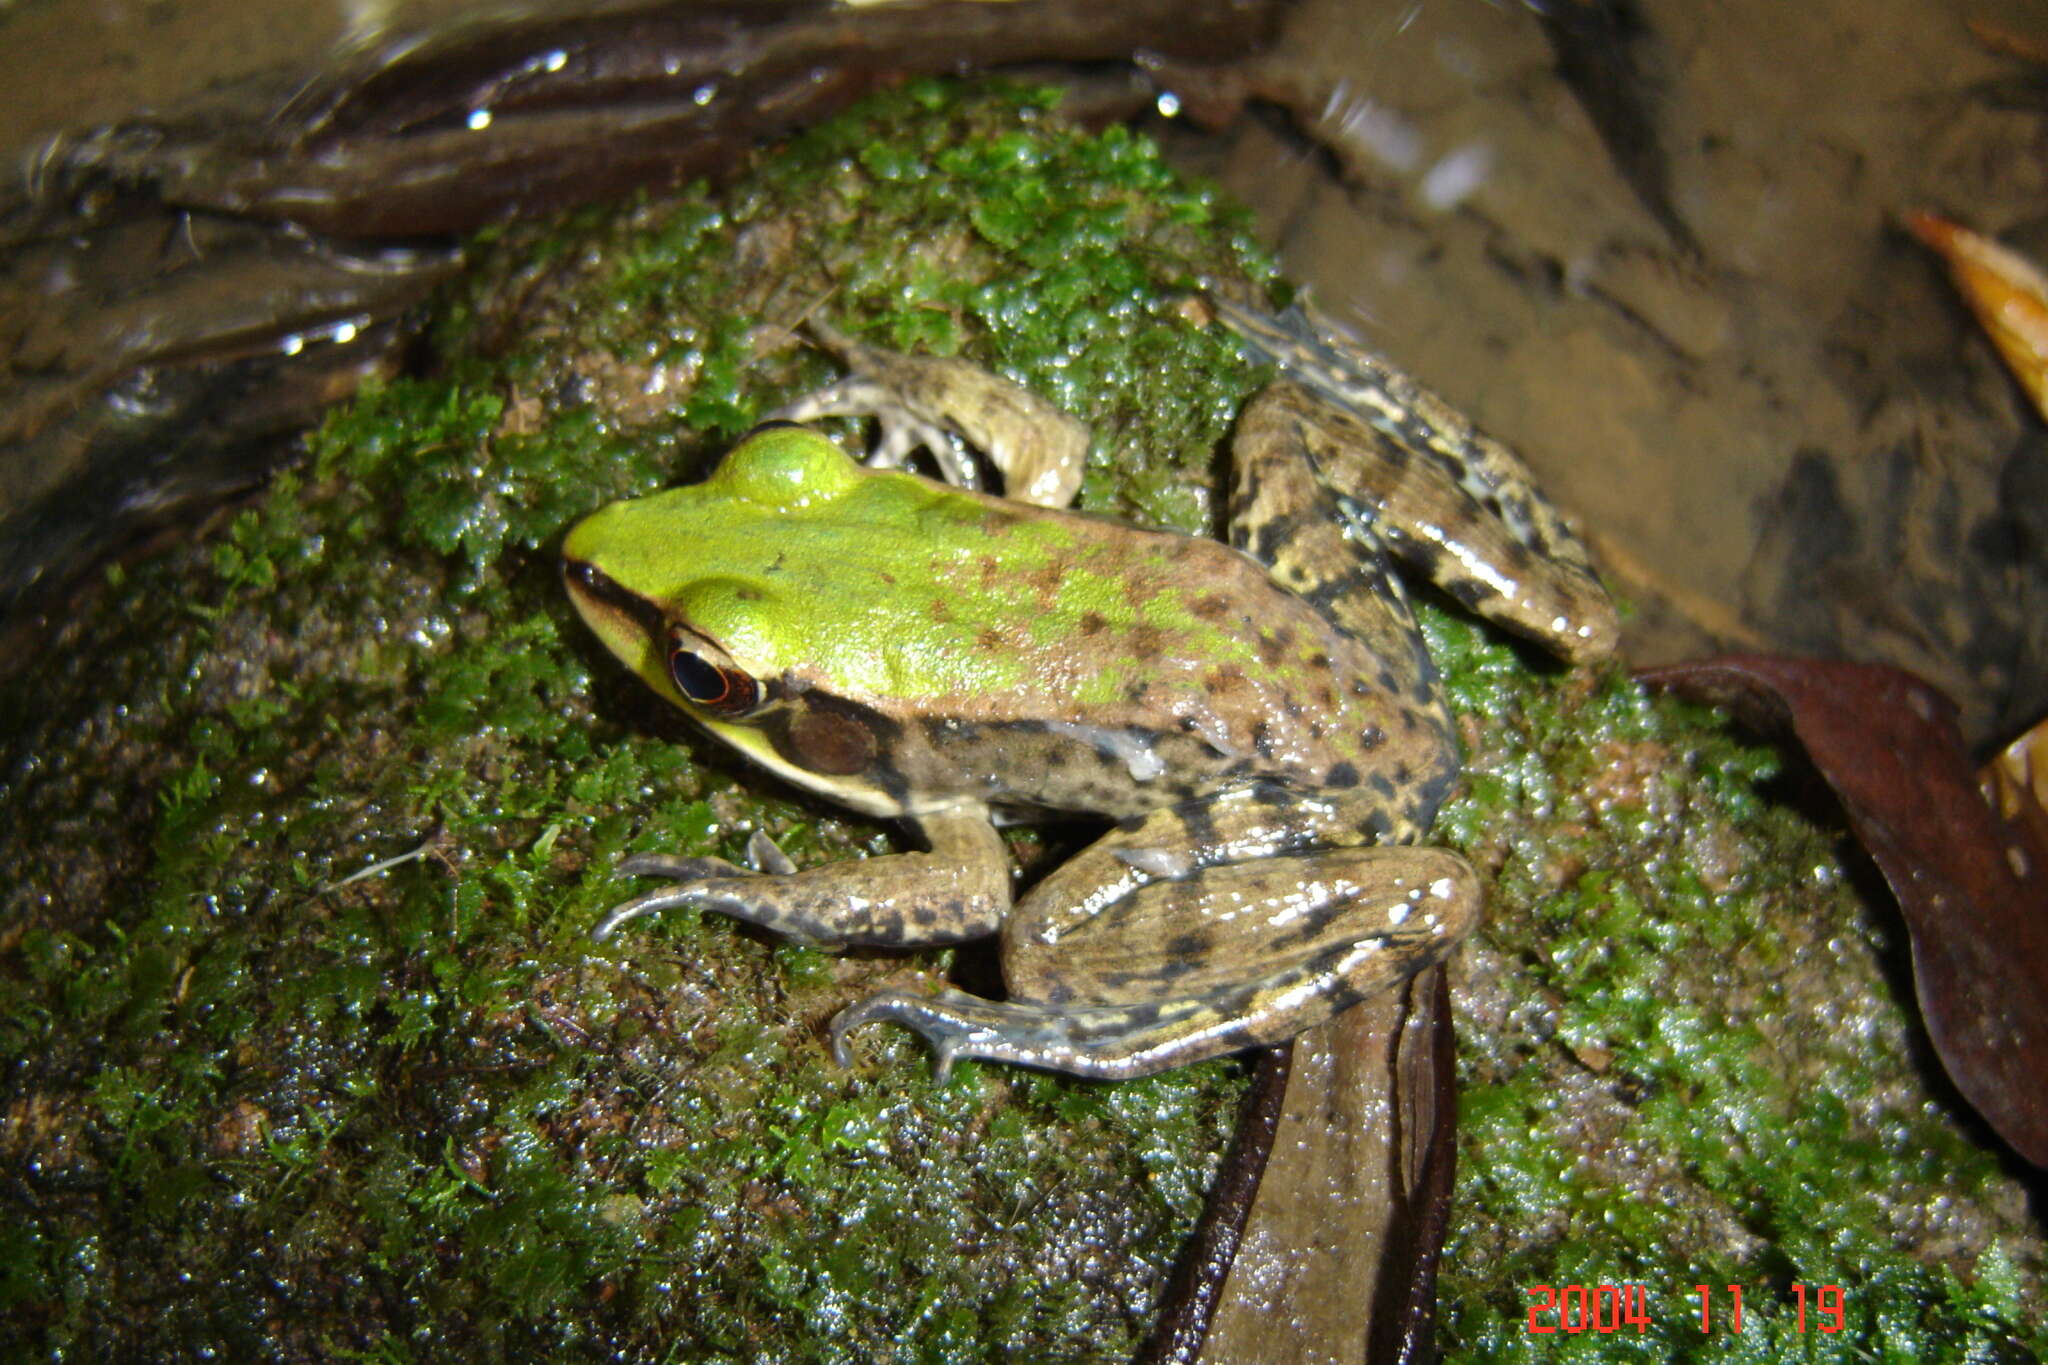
[561, 298, 1617, 1081]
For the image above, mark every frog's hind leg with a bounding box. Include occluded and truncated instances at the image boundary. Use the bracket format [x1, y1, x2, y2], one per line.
[1218, 298, 1619, 663]
[830, 796, 1480, 1081]
[771, 319, 1090, 508]
[830, 842, 1477, 1081]
[1226, 385, 1453, 756]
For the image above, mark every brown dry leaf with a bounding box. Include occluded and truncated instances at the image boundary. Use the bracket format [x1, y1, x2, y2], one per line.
[1907, 211, 2048, 424]
[1140, 1047, 1291, 1365]
[1965, 14, 2048, 66]
[1640, 656, 2048, 1167]
[1982, 717, 2048, 881]
[1143, 969, 1456, 1365]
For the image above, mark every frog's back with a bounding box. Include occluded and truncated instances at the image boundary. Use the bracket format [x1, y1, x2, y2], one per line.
[857, 498, 1458, 827]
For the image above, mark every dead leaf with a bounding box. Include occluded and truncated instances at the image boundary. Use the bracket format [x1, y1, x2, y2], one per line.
[1141, 1046, 1291, 1365]
[1981, 717, 2048, 884]
[1143, 969, 1457, 1365]
[1965, 15, 2048, 67]
[1908, 211, 2048, 424]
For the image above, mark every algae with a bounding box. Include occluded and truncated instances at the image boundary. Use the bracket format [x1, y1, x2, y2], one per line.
[0, 80, 2039, 1362]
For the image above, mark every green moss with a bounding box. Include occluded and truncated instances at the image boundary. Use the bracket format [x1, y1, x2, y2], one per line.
[0, 79, 2038, 1362]
[1425, 618, 2041, 1363]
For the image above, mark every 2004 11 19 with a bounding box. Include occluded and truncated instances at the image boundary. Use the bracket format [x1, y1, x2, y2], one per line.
[1524, 1282, 1848, 1334]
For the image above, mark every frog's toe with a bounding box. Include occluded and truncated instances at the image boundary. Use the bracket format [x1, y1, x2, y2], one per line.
[829, 988, 1020, 1079]
[594, 857, 734, 939]
[592, 882, 698, 940]
[594, 855, 755, 940]
[830, 988, 1206, 1081]
[767, 378, 973, 487]
[743, 829, 797, 876]
[871, 413, 972, 486]
[616, 852, 749, 880]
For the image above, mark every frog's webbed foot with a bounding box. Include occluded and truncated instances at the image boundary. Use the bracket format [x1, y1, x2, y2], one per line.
[836, 986, 1324, 1082]
[771, 375, 981, 490]
[829, 988, 1029, 1082]
[770, 318, 1089, 509]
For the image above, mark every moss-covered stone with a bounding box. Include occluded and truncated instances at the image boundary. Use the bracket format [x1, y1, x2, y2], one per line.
[1425, 626, 2042, 1362]
[0, 79, 2039, 1362]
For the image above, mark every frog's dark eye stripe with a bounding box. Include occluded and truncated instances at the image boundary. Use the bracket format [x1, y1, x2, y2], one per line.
[563, 558, 667, 639]
[668, 644, 760, 716]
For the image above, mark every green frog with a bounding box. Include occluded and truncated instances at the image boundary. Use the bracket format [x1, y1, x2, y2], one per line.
[562, 300, 1616, 1080]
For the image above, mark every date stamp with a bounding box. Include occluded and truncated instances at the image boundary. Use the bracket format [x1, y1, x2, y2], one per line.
[1524, 1283, 1849, 1335]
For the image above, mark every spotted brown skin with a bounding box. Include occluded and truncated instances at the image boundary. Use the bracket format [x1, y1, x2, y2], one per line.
[564, 302, 1616, 1080]
[1212, 297, 1618, 665]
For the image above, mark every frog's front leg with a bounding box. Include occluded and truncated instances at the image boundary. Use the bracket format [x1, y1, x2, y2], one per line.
[831, 791, 1479, 1081]
[595, 809, 1010, 949]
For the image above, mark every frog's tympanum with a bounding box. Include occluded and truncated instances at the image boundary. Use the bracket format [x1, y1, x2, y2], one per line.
[563, 301, 1617, 1080]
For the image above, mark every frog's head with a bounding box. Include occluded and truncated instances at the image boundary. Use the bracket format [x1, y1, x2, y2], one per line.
[563, 423, 862, 710]
[562, 423, 921, 813]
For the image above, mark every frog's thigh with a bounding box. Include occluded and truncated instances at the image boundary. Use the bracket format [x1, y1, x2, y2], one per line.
[1222, 305, 1618, 662]
[1002, 845, 1476, 1011]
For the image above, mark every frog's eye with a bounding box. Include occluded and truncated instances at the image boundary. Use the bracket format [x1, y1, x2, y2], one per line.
[666, 629, 761, 716]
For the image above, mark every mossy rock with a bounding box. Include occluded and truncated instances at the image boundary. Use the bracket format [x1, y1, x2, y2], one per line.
[1, 80, 2039, 1363]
